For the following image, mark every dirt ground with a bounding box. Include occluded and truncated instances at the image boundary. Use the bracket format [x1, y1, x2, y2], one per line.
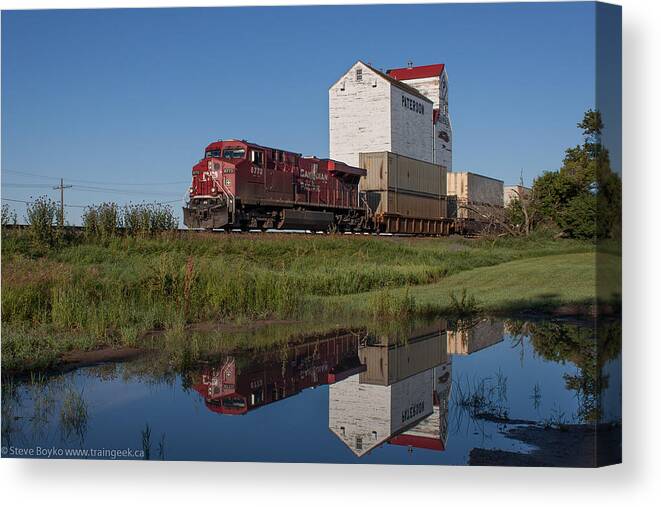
[59, 347, 145, 371]
[469, 423, 622, 467]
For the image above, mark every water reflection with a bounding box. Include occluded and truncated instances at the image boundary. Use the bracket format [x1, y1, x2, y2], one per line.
[187, 318, 536, 458]
[191, 333, 364, 415]
[2, 316, 621, 465]
[329, 322, 450, 456]
[447, 319, 504, 355]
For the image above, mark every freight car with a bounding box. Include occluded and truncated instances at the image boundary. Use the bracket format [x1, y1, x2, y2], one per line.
[183, 139, 368, 232]
[183, 138, 460, 235]
[359, 151, 453, 235]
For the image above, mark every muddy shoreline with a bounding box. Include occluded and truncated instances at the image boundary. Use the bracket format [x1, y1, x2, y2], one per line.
[2, 307, 619, 378]
[469, 422, 622, 467]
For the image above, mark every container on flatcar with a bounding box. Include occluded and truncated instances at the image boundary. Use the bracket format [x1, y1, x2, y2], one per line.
[359, 151, 447, 197]
[358, 322, 448, 386]
[446, 172, 504, 221]
[359, 151, 448, 220]
[365, 191, 448, 220]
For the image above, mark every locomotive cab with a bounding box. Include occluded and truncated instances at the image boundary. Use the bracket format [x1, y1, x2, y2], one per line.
[184, 152, 239, 229]
[205, 146, 246, 160]
[184, 140, 270, 230]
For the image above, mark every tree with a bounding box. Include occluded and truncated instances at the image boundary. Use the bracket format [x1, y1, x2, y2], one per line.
[558, 192, 597, 239]
[533, 171, 582, 224]
[504, 181, 536, 236]
[523, 109, 620, 240]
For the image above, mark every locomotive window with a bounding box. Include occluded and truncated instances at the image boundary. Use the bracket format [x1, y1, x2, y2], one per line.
[205, 150, 221, 158]
[251, 150, 264, 167]
[222, 397, 246, 409]
[222, 148, 245, 159]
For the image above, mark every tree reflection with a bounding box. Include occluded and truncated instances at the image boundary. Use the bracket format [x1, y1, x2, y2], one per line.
[524, 319, 621, 423]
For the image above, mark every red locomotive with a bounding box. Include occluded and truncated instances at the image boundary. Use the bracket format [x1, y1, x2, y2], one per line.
[191, 332, 365, 415]
[183, 139, 368, 231]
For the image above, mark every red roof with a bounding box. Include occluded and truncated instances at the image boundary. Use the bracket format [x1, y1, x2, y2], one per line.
[389, 434, 445, 451]
[387, 64, 445, 81]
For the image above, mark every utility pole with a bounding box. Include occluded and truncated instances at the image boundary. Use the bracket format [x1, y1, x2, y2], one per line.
[53, 178, 72, 227]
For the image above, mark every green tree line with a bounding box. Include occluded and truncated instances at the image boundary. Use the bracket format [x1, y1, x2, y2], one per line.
[506, 109, 622, 240]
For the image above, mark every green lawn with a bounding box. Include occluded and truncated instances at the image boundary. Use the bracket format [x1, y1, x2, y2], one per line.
[325, 252, 621, 316]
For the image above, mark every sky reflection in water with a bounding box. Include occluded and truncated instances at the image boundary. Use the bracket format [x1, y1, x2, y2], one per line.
[1, 317, 621, 465]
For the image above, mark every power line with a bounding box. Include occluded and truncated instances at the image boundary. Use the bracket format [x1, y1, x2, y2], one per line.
[1, 197, 31, 204]
[2, 183, 57, 188]
[69, 178, 189, 186]
[2, 196, 182, 207]
[3, 169, 189, 186]
[69, 185, 181, 196]
[2, 182, 181, 197]
[2, 170, 62, 181]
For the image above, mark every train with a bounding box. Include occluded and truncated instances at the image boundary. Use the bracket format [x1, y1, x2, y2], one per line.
[191, 331, 364, 415]
[183, 139, 458, 235]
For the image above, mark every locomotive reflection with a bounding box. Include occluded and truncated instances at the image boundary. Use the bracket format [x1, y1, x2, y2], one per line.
[191, 318, 504, 456]
[192, 332, 365, 414]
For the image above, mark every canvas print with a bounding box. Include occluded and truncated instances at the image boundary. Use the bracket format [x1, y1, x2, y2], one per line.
[1, 2, 621, 466]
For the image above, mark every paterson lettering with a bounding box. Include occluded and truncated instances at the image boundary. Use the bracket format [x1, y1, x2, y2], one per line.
[401, 95, 425, 115]
[401, 401, 425, 423]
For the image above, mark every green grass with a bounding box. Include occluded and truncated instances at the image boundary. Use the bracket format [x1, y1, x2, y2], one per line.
[2, 228, 608, 372]
[325, 252, 620, 316]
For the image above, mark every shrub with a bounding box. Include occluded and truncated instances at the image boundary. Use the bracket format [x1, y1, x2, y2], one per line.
[1, 204, 17, 227]
[25, 196, 59, 246]
[82, 201, 177, 238]
[148, 203, 178, 232]
[82, 206, 99, 237]
[448, 288, 479, 316]
[82, 202, 121, 239]
[123, 203, 178, 236]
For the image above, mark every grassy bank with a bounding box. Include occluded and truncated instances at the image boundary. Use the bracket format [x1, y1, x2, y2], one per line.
[321, 251, 621, 317]
[2, 229, 604, 371]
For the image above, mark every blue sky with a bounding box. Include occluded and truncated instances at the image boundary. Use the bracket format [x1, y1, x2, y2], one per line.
[2, 2, 611, 225]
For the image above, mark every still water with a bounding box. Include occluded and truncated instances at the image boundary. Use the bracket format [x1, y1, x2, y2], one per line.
[1, 317, 621, 465]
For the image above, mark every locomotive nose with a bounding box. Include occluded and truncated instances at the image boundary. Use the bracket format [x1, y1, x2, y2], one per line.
[207, 158, 236, 179]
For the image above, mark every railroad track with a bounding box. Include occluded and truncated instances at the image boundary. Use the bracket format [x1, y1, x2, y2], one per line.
[1, 223, 477, 238]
